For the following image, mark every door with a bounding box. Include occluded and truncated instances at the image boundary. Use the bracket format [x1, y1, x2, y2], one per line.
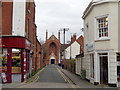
[51, 59, 55, 64]
[99, 53, 108, 84]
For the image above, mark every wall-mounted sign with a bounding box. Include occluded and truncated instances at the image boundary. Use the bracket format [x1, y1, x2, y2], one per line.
[25, 40, 31, 50]
[87, 42, 94, 52]
[117, 61, 120, 66]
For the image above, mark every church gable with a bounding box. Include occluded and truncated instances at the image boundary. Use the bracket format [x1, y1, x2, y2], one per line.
[45, 32, 61, 65]
[49, 35, 58, 41]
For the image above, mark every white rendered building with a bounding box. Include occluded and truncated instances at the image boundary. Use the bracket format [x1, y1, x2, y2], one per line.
[82, 0, 120, 87]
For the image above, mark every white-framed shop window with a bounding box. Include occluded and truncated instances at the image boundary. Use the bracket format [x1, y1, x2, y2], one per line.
[90, 54, 94, 78]
[95, 15, 109, 40]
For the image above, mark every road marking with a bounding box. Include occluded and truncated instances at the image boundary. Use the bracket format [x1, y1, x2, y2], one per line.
[56, 67, 77, 88]
[33, 76, 39, 82]
[33, 65, 47, 82]
[57, 68, 67, 82]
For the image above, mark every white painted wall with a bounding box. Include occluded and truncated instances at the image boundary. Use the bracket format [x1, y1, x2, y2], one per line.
[83, 1, 118, 85]
[109, 52, 117, 84]
[50, 56, 56, 60]
[84, 2, 119, 52]
[118, 2, 120, 52]
[65, 41, 80, 59]
[12, 0, 26, 36]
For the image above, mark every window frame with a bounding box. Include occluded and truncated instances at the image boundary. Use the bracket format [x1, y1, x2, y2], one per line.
[2, 48, 8, 72]
[95, 15, 110, 41]
[12, 48, 22, 74]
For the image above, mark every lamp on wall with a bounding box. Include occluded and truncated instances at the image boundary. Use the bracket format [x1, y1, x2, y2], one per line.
[30, 50, 34, 55]
[39, 51, 41, 54]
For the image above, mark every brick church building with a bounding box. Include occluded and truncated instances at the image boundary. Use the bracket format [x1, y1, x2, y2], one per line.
[45, 31, 61, 65]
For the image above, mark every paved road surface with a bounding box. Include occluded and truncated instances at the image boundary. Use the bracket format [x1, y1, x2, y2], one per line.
[19, 65, 75, 88]
[3, 65, 113, 88]
[37, 64, 66, 83]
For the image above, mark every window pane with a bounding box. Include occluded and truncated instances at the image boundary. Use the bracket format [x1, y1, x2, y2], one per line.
[105, 28, 108, 37]
[2, 49, 7, 72]
[12, 49, 21, 73]
[97, 17, 108, 38]
[117, 53, 120, 80]
[101, 23, 103, 27]
[90, 54, 94, 78]
[99, 34, 101, 37]
[98, 19, 100, 23]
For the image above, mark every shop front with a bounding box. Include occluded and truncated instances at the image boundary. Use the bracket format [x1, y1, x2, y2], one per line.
[117, 53, 120, 87]
[90, 51, 118, 87]
[85, 43, 117, 86]
[0, 36, 31, 83]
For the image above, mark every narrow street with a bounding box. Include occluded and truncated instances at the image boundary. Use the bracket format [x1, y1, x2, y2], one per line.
[2, 0, 120, 88]
[37, 65, 66, 83]
[19, 65, 77, 88]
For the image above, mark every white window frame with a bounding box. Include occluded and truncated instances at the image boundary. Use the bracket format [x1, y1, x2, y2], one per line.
[95, 15, 110, 41]
[96, 51, 110, 84]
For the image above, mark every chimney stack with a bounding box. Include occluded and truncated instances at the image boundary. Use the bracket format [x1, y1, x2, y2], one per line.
[58, 32, 60, 41]
[71, 33, 76, 43]
[46, 30, 48, 41]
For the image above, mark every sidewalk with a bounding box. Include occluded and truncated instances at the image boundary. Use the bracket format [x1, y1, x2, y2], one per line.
[57, 65, 110, 88]
[2, 82, 27, 88]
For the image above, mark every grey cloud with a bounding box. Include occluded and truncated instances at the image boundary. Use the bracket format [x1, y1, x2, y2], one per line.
[35, 0, 91, 43]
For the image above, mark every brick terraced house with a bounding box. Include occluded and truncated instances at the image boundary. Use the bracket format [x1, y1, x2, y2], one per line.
[1, 0, 44, 83]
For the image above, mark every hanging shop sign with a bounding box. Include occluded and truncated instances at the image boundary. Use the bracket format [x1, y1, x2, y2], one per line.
[25, 40, 31, 50]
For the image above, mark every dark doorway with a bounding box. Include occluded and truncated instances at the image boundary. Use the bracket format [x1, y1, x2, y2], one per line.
[51, 59, 55, 64]
[100, 53, 108, 84]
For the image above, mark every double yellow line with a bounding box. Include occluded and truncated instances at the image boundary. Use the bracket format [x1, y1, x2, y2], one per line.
[57, 68, 77, 88]
[33, 65, 47, 82]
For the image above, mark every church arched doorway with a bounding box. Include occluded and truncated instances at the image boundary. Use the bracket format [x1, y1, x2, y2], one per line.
[50, 55, 56, 64]
[51, 59, 55, 64]
[49, 42, 57, 64]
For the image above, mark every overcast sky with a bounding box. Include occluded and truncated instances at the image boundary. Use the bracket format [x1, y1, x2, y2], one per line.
[35, 0, 91, 44]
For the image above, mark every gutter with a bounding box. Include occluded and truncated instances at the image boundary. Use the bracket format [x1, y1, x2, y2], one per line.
[82, 0, 119, 19]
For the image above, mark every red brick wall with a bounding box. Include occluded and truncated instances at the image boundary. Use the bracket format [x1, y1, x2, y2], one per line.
[71, 34, 76, 43]
[62, 59, 76, 73]
[36, 39, 46, 70]
[36, 40, 41, 70]
[0, 2, 2, 35]
[2, 1, 42, 72]
[2, 2, 13, 35]
[25, 2, 39, 72]
[45, 35, 61, 65]
[77, 36, 84, 53]
[25, 2, 36, 42]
